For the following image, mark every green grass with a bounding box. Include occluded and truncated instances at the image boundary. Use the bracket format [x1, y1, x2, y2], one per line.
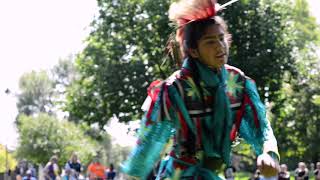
[234, 171, 316, 180]
[235, 171, 251, 180]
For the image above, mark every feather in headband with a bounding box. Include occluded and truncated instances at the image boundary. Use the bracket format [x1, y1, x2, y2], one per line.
[169, 0, 240, 28]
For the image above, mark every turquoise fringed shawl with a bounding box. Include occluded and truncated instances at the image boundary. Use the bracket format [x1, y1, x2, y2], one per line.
[239, 79, 277, 155]
[121, 99, 176, 179]
[192, 60, 233, 164]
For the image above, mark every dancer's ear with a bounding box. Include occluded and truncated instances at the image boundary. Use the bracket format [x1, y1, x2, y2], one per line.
[188, 48, 199, 58]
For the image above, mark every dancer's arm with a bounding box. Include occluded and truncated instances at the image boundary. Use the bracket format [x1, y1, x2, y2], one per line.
[239, 78, 279, 177]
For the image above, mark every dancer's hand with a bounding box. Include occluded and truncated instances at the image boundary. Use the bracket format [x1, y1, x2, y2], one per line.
[257, 153, 279, 177]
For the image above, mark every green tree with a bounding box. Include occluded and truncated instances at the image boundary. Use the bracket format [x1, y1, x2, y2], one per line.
[273, 46, 320, 167]
[51, 56, 79, 120]
[268, 0, 320, 167]
[15, 113, 98, 166]
[52, 56, 78, 89]
[17, 55, 78, 119]
[222, 0, 319, 167]
[222, 0, 299, 104]
[17, 71, 55, 117]
[65, 0, 173, 126]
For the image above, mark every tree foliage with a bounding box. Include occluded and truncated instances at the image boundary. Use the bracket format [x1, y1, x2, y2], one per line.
[65, 0, 173, 126]
[268, 0, 320, 167]
[222, 0, 299, 104]
[52, 56, 78, 89]
[16, 57, 78, 121]
[222, 1, 320, 167]
[17, 70, 55, 117]
[273, 46, 320, 168]
[15, 113, 98, 167]
[15, 57, 133, 168]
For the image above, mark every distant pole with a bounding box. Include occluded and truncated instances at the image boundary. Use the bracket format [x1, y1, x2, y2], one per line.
[5, 145, 8, 180]
[4, 89, 10, 180]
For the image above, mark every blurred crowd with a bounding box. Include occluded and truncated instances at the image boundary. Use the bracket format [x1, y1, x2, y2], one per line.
[8, 155, 320, 180]
[250, 161, 320, 180]
[9, 153, 116, 180]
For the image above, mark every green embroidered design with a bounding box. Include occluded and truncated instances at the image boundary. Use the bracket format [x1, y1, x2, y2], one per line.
[185, 77, 201, 100]
[226, 72, 243, 97]
[200, 81, 210, 97]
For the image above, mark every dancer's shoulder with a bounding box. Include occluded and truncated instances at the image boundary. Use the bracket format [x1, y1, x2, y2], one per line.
[225, 64, 245, 76]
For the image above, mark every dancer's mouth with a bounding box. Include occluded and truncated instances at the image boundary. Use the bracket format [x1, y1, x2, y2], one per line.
[216, 53, 226, 58]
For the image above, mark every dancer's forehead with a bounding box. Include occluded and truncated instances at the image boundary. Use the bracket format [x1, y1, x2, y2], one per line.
[200, 24, 225, 40]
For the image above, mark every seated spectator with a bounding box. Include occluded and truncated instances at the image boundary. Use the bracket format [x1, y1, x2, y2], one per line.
[106, 164, 116, 180]
[295, 162, 309, 180]
[314, 162, 320, 180]
[15, 159, 28, 180]
[253, 169, 262, 180]
[65, 153, 82, 179]
[278, 164, 290, 180]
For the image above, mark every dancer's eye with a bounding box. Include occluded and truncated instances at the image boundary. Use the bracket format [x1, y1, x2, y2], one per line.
[206, 40, 216, 44]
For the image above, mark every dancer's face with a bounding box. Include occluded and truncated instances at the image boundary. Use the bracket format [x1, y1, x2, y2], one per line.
[190, 24, 229, 69]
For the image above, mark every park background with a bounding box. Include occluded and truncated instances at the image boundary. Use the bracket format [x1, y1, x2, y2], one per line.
[1, 0, 320, 179]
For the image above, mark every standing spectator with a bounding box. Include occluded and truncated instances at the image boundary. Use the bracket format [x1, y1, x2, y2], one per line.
[15, 159, 29, 180]
[44, 156, 60, 180]
[314, 162, 320, 180]
[7, 169, 12, 177]
[278, 164, 290, 180]
[295, 162, 309, 180]
[65, 153, 82, 179]
[87, 157, 106, 180]
[106, 164, 116, 180]
[28, 163, 37, 178]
